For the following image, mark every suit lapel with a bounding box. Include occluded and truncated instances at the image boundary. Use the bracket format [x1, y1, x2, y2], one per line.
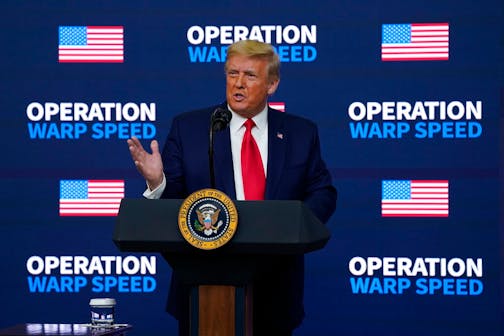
[213, 127, 236, 198]
[265, 109, 286, 199]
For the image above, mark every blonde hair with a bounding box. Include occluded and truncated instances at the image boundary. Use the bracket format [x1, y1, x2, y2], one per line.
[225, 40, 280, 80]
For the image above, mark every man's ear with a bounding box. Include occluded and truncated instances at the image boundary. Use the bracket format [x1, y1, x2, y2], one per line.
[267, 78, 280, 95]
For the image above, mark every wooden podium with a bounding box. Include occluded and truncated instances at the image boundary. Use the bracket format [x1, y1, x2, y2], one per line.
[113, 199, 330, 336]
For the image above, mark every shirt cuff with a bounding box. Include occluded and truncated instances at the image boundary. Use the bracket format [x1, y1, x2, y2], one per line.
[142, 174, 166, 199]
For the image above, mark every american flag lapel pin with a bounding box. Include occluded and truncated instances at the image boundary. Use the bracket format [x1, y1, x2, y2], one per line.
[276, 132, 283, 139]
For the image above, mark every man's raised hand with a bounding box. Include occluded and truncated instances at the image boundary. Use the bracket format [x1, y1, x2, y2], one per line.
[127, 136, 164, 190]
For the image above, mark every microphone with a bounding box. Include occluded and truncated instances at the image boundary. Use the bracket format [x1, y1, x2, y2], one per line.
[211, 107, 232, 131]
[209, 107, 232, 189]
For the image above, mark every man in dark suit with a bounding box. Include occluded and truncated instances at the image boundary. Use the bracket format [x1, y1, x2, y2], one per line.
[128, 39, 336, 335]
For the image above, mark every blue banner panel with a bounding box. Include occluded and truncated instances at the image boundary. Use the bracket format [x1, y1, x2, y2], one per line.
[0, 0, 502, 335]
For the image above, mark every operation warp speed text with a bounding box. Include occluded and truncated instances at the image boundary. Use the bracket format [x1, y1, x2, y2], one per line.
[26, 102, 156, 140]
[187, 24, 318, 63]
[348, 101, 483, 139]
[348, 257, 484, 296]
[26, 256, 157, 293]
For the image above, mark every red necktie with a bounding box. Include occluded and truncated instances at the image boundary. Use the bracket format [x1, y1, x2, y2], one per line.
[241, 119, 265, 200]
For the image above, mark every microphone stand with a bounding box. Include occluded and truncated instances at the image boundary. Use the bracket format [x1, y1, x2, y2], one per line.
[209, 125, 217, 188]
[209, 108, 231, 189]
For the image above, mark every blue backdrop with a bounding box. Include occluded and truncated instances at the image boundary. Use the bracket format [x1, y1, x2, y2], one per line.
[0, 1, 502, 335]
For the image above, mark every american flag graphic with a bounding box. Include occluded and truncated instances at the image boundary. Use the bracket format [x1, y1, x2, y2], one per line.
[268, 102, 285, 112]
[381, 180, 449, 217]
[381, 23, 449, 61]
[58, 26, 124, 63]
[59, 180, 124, 216]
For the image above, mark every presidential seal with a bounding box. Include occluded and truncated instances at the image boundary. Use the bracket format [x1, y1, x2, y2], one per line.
[178, 189, 238, 250]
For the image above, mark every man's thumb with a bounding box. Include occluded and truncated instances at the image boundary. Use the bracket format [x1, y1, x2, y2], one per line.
[150, 140, 159, 154]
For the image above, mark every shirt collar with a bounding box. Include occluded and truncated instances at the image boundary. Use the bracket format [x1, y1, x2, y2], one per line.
[228, 104, 268, 134]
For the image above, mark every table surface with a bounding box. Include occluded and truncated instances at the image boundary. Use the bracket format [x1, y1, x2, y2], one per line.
[0, 324, 132, 336]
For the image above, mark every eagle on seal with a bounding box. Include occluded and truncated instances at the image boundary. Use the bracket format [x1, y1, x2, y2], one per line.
[196, 208, 221, 236]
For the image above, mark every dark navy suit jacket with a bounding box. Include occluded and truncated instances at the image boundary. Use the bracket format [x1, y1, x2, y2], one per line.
[160, 103, 337, 330]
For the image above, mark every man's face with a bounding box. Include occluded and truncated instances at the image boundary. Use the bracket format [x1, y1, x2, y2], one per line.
[226, 54, 279, 119]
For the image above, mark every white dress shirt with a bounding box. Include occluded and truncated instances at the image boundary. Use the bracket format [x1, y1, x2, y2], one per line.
[229, 105, 268, 200]
[143, 104, 269, 200]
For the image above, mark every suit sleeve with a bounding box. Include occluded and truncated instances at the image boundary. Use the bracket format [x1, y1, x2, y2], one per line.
[302, 125, 337, 224]
[160, 116, 187, 199]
